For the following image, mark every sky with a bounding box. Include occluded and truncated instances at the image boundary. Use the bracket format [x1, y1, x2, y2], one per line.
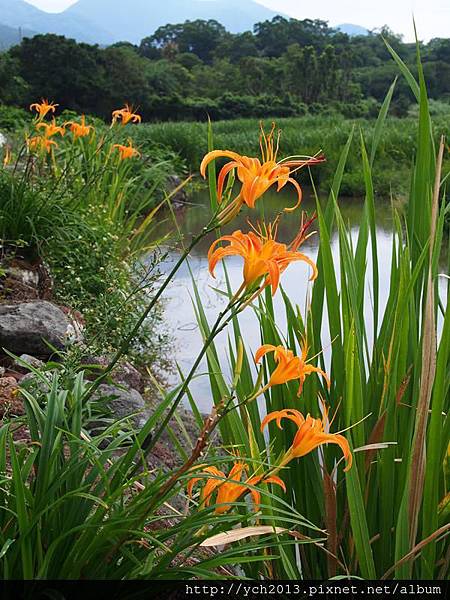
[25, 0, 450, 42]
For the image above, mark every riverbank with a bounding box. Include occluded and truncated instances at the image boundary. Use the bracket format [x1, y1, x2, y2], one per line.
[0, 107, 196, 476]
[0, 253, 201, 457]
[3, 107, 450, 199]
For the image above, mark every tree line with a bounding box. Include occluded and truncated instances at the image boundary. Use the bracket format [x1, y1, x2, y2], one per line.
[1, 16, 449, 122]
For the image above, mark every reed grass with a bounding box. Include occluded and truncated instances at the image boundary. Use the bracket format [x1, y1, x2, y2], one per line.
[184, 44, 450, 579]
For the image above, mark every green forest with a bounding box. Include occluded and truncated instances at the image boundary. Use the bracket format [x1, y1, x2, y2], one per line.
[1, 16, 450, 123]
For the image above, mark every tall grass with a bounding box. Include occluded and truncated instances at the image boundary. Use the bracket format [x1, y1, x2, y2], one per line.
[2, 362, 303, 579]
[135, 113, 450, 197]
[185, 47, 450, 578]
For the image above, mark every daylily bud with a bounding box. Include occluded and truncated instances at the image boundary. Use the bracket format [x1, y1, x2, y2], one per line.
[232, 338, 244, 389]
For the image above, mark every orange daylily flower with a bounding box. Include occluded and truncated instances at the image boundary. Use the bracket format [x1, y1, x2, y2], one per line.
[65, 115, 93, 140]
[255, 343, 330, 396]
[187, 461, 285, 514]
[35, 119, 65, 138]
[3, 146, 12, 166]
[29, 99, 59, 119]
[26, 135, 58, 154]
[200, 123, 325, 222]
[261, 408, 352, 472]
[208, 219, 317, 297]
[112, 104, 142, 126]
[113, 140, 140, 160]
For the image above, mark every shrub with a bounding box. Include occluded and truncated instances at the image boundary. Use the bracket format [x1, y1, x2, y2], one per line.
[0, 104, 31, 131]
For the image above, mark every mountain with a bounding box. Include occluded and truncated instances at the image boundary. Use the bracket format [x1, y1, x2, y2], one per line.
[0, 0, 113, 44]
[0, 22, 36, 49]
[1, 1, 370, 48]
[337, 23, 369, 37]
[65, 0, 282, 43]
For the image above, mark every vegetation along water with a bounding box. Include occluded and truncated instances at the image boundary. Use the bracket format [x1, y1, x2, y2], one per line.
[0, 22, 448, 583]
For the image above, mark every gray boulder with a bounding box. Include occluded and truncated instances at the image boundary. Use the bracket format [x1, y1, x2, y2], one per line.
[94, 383, 149, 430]
[111, 361, 143, 392]
[0, 301, 72, 357]
[14, 354, 45, 373]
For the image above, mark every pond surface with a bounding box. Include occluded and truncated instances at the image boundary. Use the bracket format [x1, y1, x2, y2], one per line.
[153, 188, 446, 413]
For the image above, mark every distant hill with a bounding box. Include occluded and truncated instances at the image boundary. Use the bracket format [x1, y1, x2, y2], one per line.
[0, 22, 36, 49]
[1, 1, 371, 47]
[0, 0, 113, 44]
[65, 0, 283, 43]
[337, 23, 369, 37]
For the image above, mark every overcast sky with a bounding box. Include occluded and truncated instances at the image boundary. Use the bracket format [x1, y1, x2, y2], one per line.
[25, 0, 450, 41]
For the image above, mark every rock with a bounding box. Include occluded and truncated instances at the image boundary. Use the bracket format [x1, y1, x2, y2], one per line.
[2, 265, 40, 301]
[0, 132, 6, 148]
[62, 310, 84, 345]
[93, 384, 149, 430]
[0, 376, 24, 418]
[166, 174, 188, 207]
[0, 301, 73, 357]
[14, 354, 45, 373]
[82, 355, 144, 392]
[114, 361, 143, 392]
[0, 258, 53, 302]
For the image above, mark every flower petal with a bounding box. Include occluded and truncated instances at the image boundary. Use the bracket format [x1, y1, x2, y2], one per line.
[200, 150, 243, 178]
[254, 344, 278, 364]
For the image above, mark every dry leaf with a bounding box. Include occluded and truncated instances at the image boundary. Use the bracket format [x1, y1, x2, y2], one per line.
[354, 442, 397, 453]
[200, 526, 287, 547]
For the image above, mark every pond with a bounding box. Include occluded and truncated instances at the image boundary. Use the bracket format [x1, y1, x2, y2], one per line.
[154, 188, 447, 413]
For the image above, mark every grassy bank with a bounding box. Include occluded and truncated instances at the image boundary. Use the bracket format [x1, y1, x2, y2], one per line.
[0, 108, 175, 366]
[136, 113, 450, 197]
[3, 105, 449, 199]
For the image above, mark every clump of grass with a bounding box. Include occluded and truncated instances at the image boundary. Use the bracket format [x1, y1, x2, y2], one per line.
[1, 365, 294, 579]
[0, 168, 60, 251]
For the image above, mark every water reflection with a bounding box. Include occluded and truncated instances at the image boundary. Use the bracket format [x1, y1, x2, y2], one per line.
[152, 188, 445, 412]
